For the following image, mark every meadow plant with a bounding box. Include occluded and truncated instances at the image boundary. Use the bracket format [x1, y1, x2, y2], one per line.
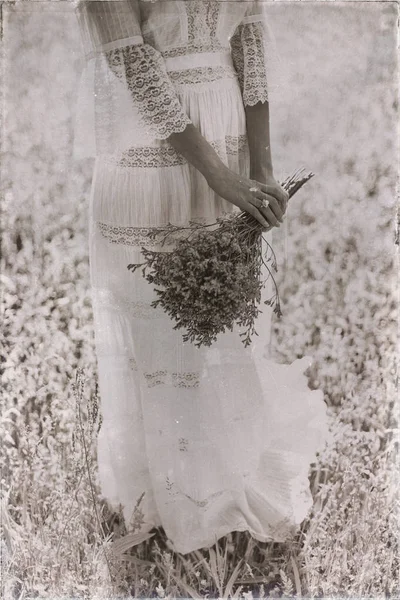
[2, 4, 398, 597]
[128, 170, 313, 348]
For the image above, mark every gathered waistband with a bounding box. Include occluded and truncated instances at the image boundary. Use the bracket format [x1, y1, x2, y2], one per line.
[164, 50, 233, 73]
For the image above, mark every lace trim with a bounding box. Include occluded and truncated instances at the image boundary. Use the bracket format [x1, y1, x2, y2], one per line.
[162, 41, 226, 59]
[231, 22, 269, 105]
[111, 146, 187, 168]
[96, 222, 184, 248]
[144, 370, 201, 388]
[104, 44, 192, 139]
[173, 372, 201, 388]
[186, 1, 220, 43]
[102, 134, 248, 168]
[210, 134, 248, 157]
[168, 64, 237, 88]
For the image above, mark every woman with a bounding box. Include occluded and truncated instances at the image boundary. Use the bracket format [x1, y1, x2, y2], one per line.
[73, 0, 331, 555]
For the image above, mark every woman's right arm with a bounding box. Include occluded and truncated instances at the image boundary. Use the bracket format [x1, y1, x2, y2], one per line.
[168, 125, 284, 230]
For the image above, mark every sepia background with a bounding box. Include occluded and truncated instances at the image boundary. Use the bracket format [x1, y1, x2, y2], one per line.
[1, 1, 399, 598]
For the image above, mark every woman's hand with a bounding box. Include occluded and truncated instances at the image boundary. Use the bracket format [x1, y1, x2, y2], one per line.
[250, 170, 289, 217]
[206, 166, 289, 231]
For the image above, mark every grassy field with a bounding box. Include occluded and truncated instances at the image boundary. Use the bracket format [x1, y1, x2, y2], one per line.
[1, 2, 399, 598]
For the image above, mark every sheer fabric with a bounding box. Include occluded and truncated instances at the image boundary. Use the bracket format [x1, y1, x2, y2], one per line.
[103, 43, 192, 139]
[73, 0, 331, 555]
[73, 0, 287, 159]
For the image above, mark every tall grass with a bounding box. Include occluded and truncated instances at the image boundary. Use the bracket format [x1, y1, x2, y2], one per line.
[1, 2, 398, 598]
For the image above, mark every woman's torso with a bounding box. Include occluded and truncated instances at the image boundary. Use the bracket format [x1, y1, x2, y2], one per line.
[74, 1, 252, 159]
[138, 0, 248, 56]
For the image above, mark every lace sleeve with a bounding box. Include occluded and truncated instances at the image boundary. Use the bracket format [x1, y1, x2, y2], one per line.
[76, 0, 191, 143]
[230, 21, 269, 106]
[104, 43, 192, 140]
[230, 1, 285, 106]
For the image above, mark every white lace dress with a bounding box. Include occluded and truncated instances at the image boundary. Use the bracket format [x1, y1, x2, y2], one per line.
[73, 0, 331, 555]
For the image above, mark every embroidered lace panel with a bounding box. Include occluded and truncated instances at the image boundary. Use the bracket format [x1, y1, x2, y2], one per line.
[104, 43, 192, 139]
[111, 146, 187, 168]
[230, 22, 269, 105]
[162, 41, 226, 60]
[168, 65, 237, 88]
[210, 134, 248, 157]
[97, 222, 184, 248]
[102, 134, 248, 168]
[144, 370, 201, 389]
[186, 1, 220, 43]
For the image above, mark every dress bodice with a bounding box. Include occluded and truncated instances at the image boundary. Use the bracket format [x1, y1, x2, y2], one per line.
[75, 1, 274, 62]
[138, 1, 248, 57]
[73, 0, 286, 159]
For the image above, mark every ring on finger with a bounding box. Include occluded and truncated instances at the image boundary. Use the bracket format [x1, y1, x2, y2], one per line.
[258, 198, 269, 209]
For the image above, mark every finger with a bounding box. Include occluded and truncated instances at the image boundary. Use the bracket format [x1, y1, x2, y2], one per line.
[261, 184, 289, 202]
[259, 183, 288, 207]
[261, 205, 281, 228]
[248, 193, 282, 227]
[249, 196, 280, 228]
[246, 204, 271, 230]
[256, 191, 283, 222]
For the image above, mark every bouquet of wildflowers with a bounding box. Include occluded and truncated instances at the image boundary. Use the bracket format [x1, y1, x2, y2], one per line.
[127, 168, 313, 348]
